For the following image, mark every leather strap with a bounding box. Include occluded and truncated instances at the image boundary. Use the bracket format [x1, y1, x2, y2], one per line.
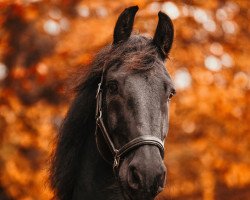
[96, 116, 118, 156]
[116, 135, 164, 158]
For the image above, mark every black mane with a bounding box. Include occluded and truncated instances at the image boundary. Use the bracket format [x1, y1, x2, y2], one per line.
[50, 35, 162, 200]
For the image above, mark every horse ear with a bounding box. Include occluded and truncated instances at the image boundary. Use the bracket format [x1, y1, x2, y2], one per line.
[113, 6, 139, 45]
[153, 12, 174, 60]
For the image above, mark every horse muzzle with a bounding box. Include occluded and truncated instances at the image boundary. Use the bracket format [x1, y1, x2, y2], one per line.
[120, 145, 166, 200]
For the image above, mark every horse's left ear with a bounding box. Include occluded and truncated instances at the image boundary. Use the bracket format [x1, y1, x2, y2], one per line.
[113, 6, 139, 45]
[153, 12, 174, 60]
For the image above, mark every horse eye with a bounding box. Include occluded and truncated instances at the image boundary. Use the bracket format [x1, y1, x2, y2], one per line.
[107, 82, 118, 94]
[168, 89, 176, 101]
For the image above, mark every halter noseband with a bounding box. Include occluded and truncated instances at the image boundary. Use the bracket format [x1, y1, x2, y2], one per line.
[95, 67, 165, 172]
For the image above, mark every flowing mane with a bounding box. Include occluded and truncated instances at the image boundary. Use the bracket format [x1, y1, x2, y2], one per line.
[50, 35, 162, 200]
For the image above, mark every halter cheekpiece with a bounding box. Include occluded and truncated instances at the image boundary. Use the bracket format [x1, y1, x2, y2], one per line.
[95, 67, 165, 173]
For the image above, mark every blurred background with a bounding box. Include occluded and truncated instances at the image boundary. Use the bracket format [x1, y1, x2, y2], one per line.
[0, 0, 249, 200]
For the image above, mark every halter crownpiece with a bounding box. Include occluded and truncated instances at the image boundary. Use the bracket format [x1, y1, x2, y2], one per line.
[95, 67, 165, 172]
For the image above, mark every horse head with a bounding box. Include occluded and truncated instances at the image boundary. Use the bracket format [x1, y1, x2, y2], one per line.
[95, 6, 175, 200]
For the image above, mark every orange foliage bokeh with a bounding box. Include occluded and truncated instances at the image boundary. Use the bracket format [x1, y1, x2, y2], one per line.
[0, 1, 249, 200]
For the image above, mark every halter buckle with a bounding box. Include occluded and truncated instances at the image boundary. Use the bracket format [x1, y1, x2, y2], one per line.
[96, 110, 102, 120]
[96, 82, 102, 98]
[113, 151, 120, 170]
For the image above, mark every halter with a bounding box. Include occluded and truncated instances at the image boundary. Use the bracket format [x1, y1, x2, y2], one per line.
[95, 67, 165, 173]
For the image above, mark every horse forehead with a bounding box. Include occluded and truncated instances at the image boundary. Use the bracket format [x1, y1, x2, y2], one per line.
[121, 75, 163, 105]
[125, 73, 161, 88]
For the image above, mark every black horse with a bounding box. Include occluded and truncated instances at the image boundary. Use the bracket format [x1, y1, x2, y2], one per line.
[50, 6, 175, 200]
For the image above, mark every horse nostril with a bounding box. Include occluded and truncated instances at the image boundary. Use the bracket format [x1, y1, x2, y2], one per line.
[128, 166, 141, 190]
